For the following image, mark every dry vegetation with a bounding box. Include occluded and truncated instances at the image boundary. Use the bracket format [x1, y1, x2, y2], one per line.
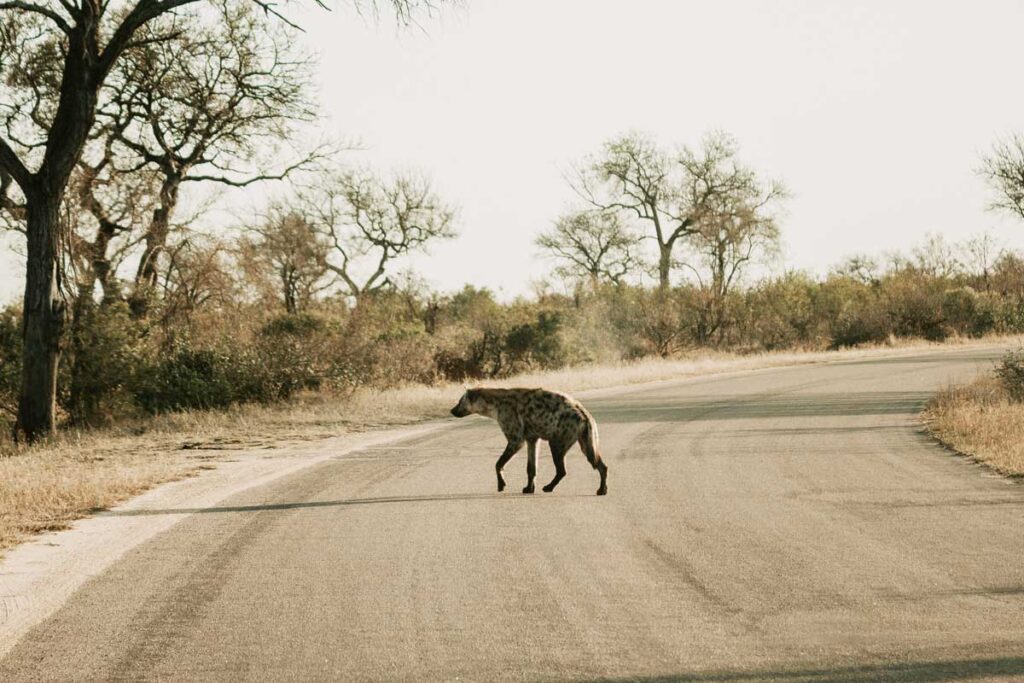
[924, 374, 1024, 478]
[1, 336, 1016, 554]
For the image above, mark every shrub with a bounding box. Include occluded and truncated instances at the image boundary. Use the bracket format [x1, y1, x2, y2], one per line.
[745, 272, 822, 350]
[942, 287, 996, 338]
[0, 305, 21, 431]
[995, 349, 1024, 402]
[503, 311, 566, 373]
[882, 269, 946, 340]
[133, 347, 237, 414]
[830, 302, 890, 348]
[63, 301, 144, 425]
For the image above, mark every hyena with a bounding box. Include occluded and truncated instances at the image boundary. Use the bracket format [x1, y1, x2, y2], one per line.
[450, 388, 608, 496]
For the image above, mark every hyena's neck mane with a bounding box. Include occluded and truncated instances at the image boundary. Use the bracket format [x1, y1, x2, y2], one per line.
[471, 387, 541, 419]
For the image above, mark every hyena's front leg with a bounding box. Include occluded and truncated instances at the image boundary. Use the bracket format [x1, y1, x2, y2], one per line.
[523, 439, 538, 494]
[495, 440, 523, 493]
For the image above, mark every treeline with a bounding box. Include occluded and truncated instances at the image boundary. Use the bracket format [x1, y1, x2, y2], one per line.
[2, 232, 1023, 433]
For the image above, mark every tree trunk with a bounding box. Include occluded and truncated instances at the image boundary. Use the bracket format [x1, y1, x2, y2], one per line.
[67, 282, 96, 425]
[132, 174, 181, 318]
[657, 245, 671, 290]
[17, 196, 66, 441]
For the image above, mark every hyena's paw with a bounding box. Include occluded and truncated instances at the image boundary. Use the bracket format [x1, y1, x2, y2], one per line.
[596, 485, 608, 496]
[497, 479, 506, 493]
[522, 484, 535, 494]
[542, 483, 556, 493]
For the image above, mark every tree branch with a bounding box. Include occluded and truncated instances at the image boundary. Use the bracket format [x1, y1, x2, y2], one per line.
[97, 0, 201, 79]
[182, 153, 322, 187]
[0, 135, 32, 192]
[0, 1, 72, 34]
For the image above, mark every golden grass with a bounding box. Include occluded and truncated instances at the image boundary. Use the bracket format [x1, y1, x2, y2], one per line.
[0, 334, 1019, 554]
[923, 374, 1024, 477]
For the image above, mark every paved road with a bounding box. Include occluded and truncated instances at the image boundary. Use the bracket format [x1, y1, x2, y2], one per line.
[3, 348, 1024, 682]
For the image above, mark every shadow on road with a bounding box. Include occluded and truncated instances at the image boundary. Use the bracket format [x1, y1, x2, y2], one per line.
[93, 491, 585, 517]
[591, 655, 1024, 682]
[593, 391, 931, 423]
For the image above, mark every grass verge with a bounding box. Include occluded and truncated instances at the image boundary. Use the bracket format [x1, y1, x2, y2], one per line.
[1, 335, 1019, 554]
[923, 374, 1024, 478]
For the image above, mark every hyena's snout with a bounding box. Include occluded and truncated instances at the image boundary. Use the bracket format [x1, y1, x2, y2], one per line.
[450, 404, 468, 417]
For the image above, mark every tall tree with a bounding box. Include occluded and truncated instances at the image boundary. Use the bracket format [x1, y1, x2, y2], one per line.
[306, 169, 456, 298]
[571, 131, 784, 291]
[536, 209, 638, 286]
[980, 134, 1024, 222]
[682, 188, 783, 344]
[239, 205, 331, 314]
[102, 2, 322, 317]
[0, 0, 434, 440]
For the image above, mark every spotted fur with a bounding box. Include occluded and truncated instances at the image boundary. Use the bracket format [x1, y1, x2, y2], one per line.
[450, 387, 608, 496]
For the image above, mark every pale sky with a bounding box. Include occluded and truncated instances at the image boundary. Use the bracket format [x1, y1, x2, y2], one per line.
[3, 0, 1024, 302]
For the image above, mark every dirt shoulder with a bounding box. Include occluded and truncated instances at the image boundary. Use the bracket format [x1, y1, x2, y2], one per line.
[923, 374, 1024, 478]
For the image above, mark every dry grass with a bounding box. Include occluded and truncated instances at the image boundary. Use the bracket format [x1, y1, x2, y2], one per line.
[923, 374, 1024, 477]
[1, 334, 1019, 553]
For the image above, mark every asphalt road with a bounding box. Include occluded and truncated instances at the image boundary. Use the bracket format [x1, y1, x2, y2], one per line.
[3, 348, 1024, 682]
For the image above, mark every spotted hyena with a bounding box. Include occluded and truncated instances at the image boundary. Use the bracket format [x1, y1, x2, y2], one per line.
[450, 387, 608, 496]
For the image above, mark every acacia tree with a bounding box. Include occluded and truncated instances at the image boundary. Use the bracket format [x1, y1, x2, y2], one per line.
[104, 2, 322, 317]
[980, 134, 1024, 222]
[0, 0, 433, 440]
[158, 236, 235, 337]
[239, 205, 331, 313]
[536, 209, 639, 286]
[682, 191, 783, 344]
[306, 169, 456, 298]
[572, 131, 783, 291]
[963, 231, 1004, 290]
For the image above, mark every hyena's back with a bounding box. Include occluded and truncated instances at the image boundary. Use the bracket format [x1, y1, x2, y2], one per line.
[488, 388, 593, 445]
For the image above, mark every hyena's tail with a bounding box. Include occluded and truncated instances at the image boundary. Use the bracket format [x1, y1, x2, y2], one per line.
[580, 415, 608, 495]
[579, 416, 607, 473]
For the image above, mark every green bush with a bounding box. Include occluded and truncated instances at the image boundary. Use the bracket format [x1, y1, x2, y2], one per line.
[830, 302, 890, 348]
[995, 349, 1024, 402]
[882, 269, 946, 341]
[503, 311, 566, 373]
[941, 287, 995, 338]
[134, 347, 238, 414]
[63, 301, 144, 424]
[0, 305, 21, 431]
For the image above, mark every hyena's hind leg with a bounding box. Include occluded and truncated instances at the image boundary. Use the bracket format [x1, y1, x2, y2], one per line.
[495, 440, 523, 493]
[523, 439, 538, 494]
[542, 439, 568, 493]
[579, 433, 608, 496]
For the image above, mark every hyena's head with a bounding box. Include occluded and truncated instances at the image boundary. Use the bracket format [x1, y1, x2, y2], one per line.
[450, 388, 480, 418]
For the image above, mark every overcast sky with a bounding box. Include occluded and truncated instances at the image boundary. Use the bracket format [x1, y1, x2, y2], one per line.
[3, 0, 1024, 302]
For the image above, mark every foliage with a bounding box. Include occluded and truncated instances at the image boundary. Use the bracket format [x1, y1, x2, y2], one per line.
[995, 349, 1024, 402]
[0, 306, 21, 430]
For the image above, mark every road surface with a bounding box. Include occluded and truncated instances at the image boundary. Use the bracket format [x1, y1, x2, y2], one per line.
[2, 348, 1024, 682]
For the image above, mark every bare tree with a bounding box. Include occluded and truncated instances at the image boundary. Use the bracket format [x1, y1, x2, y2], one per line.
[307, 169, 456, 298]
[536, 210, 638, 286]
[571, 131, 783, 290]
[0, 0, 436, 440]
[912, 233, 961, 279]
[980, 134, 1024, 222]
[832, 254, 881, 286]
[101, 2, 324, 318]
[158, 236, 234, 338]
[240, 205, 332, 313]
[682, 197, 782, 344]
[963, 231, 1004, 290]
